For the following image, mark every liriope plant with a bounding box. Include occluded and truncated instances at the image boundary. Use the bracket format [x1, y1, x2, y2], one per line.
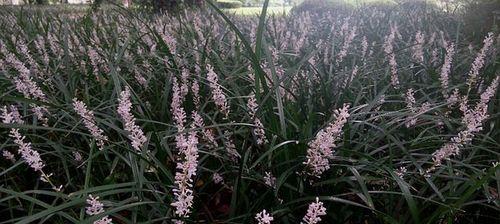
[0, 1, 499, 223]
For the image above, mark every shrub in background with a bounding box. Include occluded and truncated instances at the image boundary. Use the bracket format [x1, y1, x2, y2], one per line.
[462, 0, 500, 38]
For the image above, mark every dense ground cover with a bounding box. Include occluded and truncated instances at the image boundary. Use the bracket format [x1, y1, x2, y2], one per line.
[0, 1, 499, 223]
[224, 6, 292, 15]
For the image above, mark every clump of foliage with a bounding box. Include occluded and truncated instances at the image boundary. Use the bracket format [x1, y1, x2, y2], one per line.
[462, 0, 500, 38]
[0, 1, 499, 223]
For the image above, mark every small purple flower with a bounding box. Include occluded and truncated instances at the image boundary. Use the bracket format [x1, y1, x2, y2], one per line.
[304, 104, 350, 178]
[117, 87, 147, 151]
[73, 99, 108, 150]
[302, 197, 326, 224]
[256, 209, 274, 224]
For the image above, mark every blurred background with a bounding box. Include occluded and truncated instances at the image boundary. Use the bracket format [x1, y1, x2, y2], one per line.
[0, 0, 498, 38]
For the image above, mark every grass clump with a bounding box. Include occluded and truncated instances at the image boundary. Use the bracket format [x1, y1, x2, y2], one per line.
[0, 2, 499, 223]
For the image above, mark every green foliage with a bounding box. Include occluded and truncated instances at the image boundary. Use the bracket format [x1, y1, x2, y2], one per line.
[0, 2, 499, 223]
[462, 0, 500, 38]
